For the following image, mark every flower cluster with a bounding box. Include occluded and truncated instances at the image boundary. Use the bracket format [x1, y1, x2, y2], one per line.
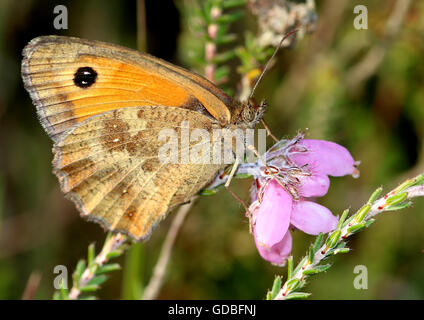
[244, 135, 359, 265]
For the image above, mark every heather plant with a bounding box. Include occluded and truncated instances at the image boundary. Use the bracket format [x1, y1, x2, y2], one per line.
[0, 0, 421, 300]
[50, 0, 423, 300]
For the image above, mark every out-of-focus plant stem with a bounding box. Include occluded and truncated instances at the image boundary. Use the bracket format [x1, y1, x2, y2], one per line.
[345, 0, 412, 90]
[142, 199, 195, 300]
[121, 242, 144, 299]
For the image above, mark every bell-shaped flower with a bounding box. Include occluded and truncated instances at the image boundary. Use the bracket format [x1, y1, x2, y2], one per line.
[245, 135, 359, 265]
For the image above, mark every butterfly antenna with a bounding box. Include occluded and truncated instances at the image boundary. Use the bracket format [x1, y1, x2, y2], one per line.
[249, 29, 299, 99]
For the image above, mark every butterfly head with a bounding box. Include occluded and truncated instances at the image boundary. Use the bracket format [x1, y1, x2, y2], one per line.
[234, 98, 267, 128]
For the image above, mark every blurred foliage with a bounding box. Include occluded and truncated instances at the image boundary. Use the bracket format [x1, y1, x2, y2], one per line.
[0, 0, 423, 300]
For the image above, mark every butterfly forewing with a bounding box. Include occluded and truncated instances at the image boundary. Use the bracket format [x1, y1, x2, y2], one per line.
[22, 36, 232, 142]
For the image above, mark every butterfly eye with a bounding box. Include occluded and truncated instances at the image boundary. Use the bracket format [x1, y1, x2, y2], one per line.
[74, 66, 98, 88]
[242, 106, 255, 123]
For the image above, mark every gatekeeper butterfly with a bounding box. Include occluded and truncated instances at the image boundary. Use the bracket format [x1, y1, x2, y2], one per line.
[21, 36, 266, 240]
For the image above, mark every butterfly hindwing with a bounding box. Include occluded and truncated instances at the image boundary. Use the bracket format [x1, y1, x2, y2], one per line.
[52, 106, 223, 240]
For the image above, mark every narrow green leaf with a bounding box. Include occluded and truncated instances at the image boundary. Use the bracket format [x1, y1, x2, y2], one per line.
[270, 276, 282, 299]
[222, 0, 246, 9]
[334, 241, 347, 249]
[325, 230, 341, 249]
[337, 210, 350, 229]
[326, 242, 348, 256]
[89, 264, 98, 276]
[80, 284, 100, 293]
[412, 174, 424, 186]
[395, 179, 416, 193]
[391, 174, 423, 194]
[215, 65, 230, 81]
[293, 257, 307, 275]
[72, 260, 86, 289]
[96, 263, 121, 275]
[286, 278, 300, 291]
[342, 214, 356, 228]
[234, 173, 252, 180]
[284, 292, 311, 300]
[354, 204, 371, 223]
[302, 264, 331, 275]
[216, 33, 237, 45]
[200, 188, 219, 196]
[308, 247, 314, 264]
[212, 51, 237, 64]
[312, 233, 324, 253]
[386, 192, 408, 206]
[74, 260, 86, 279]
[316, 264, 332, 272]
[106, 250, 123, 260]
[87, 243, 95, 266]
[332, 247, 350, 255]
[347, 221, 367, 233]
[384, 201, 412, 211]
[365, 218, 375, 228]
[215, 12, 244, 24]
[287, 256, 293, 280]
[302, 268, 321, 276]
[367, 187, 383, 205]
[87, 275, 107, 286]
[201, 3, 212, 24]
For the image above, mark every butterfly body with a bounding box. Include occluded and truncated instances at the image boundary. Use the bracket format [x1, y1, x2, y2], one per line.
[22, 36, 265, 240]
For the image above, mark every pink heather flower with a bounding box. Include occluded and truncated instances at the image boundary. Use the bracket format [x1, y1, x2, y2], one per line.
[247, 136, 359, 266]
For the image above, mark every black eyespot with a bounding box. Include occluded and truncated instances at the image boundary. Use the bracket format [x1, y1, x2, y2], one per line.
[74, 67, 98, 88]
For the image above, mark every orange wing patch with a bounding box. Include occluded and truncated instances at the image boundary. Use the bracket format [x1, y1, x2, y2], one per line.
[22, 36, 232, 142]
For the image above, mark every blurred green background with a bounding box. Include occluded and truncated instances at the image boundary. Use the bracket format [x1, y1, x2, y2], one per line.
[0, 0, 423, 299]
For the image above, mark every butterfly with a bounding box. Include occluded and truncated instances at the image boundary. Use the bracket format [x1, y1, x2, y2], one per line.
[21, 36, 266, 241]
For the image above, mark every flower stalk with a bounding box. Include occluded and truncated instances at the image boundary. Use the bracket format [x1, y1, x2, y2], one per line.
[54, 233, 127, 300]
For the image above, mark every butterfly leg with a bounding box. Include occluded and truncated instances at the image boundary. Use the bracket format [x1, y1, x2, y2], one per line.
[224, 156, 240, 188]
[225, 185, 249, 212]
[223, 156, 254, 231]
[225, 184, 254, 234]
[261, 119, 279, 143]
[224, 156, 249, 210]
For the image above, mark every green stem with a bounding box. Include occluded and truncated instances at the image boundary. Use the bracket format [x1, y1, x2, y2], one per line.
[121, 243, 144, 299]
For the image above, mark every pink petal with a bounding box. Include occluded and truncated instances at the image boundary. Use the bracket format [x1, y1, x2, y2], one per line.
[254, 180, 292, 247]
[290, 200, 338, 235]
[254, 230, 292, 266]
[290, 139, 357, 177]
[298, 173, 330, 197]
